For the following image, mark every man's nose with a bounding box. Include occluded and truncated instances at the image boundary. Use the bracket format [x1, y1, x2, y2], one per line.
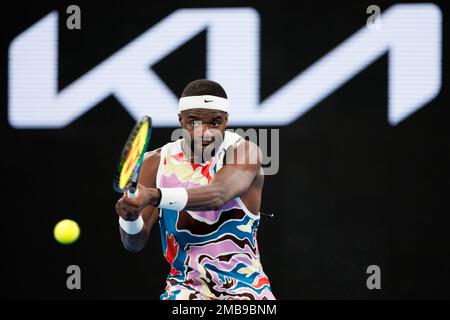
[202, 126, 218, 141]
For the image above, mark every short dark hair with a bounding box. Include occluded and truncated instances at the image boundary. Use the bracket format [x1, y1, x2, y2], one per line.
[181, 79, 227, 99]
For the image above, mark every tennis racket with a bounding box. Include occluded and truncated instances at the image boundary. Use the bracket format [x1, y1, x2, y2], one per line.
[113, 116, 152, 198]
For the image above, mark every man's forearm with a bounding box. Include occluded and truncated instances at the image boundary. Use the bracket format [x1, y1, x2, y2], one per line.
[184, 184, 228, 211]
[154, 184, 228, 212]
[119, 225, 149, 253]
[155, 180, 245, 212]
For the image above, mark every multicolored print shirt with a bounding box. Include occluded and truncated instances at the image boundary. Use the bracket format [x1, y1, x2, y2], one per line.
[157, 131, 275, 300]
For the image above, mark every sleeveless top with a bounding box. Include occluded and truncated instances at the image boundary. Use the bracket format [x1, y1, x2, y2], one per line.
[156, 131, 275, 300]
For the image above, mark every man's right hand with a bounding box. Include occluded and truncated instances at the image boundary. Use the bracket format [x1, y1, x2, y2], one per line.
[115, 194, 141, 221]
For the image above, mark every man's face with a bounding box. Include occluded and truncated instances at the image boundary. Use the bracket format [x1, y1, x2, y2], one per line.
[178, 108, 228, 151]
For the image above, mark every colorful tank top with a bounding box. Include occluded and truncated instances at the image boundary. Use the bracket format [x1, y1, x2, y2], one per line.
[156, 131, 275, 300]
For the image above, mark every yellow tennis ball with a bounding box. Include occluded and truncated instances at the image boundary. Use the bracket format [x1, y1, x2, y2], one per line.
[54, 219, 80, 245]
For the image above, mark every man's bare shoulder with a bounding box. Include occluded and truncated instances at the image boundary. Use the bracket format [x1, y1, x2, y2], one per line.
[226, 138, 263, 166]
[138, 148, 162, 186]
[142, 148, 161, 167]
[237, 138, 262, 155]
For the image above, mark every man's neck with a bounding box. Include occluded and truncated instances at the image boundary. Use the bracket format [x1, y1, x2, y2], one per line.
[181, 140, 217, 164]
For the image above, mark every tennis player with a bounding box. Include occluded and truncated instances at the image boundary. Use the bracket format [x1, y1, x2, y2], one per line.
[115, 79, 275, 300]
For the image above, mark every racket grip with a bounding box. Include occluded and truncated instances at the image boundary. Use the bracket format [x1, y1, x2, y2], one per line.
[127, 186, 139, 199]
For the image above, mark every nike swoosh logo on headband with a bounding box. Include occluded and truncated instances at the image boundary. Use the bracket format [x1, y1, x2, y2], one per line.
[204, 100, 214, 103]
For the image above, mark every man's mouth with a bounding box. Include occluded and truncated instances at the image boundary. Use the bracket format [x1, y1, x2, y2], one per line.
[201, 141, 213, 146]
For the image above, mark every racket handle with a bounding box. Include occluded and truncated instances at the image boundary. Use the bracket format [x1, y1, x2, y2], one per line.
[127, 186, 139, 199]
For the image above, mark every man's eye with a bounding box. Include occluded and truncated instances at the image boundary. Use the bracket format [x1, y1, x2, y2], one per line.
[211, 122, 220, 127]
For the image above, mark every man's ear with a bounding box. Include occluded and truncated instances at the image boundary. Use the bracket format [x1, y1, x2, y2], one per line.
[178, 113, 183, 126]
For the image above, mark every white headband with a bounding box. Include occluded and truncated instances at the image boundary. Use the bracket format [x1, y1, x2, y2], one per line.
[179, 95, 229, 112]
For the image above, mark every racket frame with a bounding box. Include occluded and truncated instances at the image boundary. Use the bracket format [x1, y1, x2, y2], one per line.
[113, 116, 152, 196]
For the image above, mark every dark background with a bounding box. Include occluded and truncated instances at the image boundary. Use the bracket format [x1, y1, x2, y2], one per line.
[1, 0, 449, 299]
